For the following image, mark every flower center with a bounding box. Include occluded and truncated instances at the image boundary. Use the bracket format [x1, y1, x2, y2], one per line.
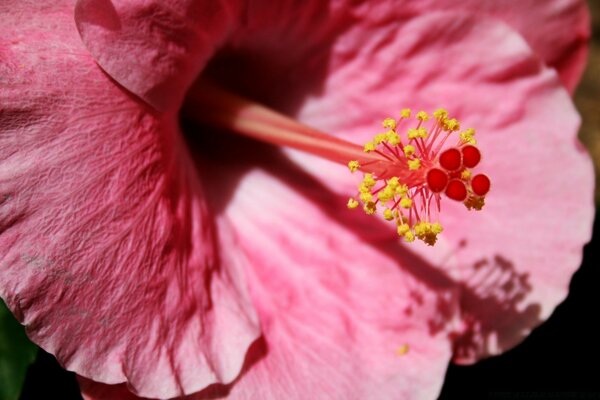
[346, 109, 489, 245]
[183, 80, 489, 246]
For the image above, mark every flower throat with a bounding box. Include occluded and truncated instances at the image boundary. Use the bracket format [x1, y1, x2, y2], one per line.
[183, 80, 490, 246]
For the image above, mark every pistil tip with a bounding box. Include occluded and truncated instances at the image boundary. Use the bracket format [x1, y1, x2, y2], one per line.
[347, 109, 490, 246]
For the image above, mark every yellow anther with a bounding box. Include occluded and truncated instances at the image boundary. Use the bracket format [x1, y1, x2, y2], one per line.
[403, 145, 415, 157]
[387, 131, 401, 146]
[397, 224, 410, 235]
[364, 141, 376, 152]
[433, 108, 448, 120]
[464, 196, 485, 211]
[363, 173, 376, 188]
[400, 197, 413, 209]
[363, 201, 377, 215]
[414, 222, 426, 236]
[413, 222, 443, 246]
[374, 133, 387, 145]
[386, 177, 400, 189]
[383, 209, 394, 221]
[461, 169, 472, 180]
[417, 127, 428, 138]
[395, 184, 408, 196]
[347, 198, 359, 209]
[460, 128, 477, 145]
[382, 118, 396, 129]
[378, 186, 394, 202]
[407, 129, 419, 140]
[359, 183, 370, 193]
[347, 160, 360, 173]
[408, 158, 421, 170]
[443, 118, 460, 132]
[400, 108, 411, 118]
[403, 230, 415, 242]
[396, 344, 410, 356]
[416, 111, 429, 122]
[360, 192, 373, 203]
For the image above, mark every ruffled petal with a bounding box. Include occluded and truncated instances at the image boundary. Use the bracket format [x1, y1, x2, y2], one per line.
[0, 3, 259, 398]
[452, 0, 591, 92]
[75, 0, 589, 114]
[74, 0, 244, 111]
[80, 159, 459, 399]
[266, 11, 593, 361]
[370, 0, 590, 92]
[75, 9, 594, 397]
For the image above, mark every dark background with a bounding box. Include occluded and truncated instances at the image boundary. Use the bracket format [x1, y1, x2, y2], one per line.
[18, 2, 600, 399]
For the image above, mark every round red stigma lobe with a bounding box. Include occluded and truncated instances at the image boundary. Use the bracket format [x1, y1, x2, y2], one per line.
[462, 145, 481, 168]
[439, 148, 462, 171]
[427, 168, 448, 193]
[446, 179, 467, 201]
[346, 108, 490, 246]
[471, 174, 491, 196]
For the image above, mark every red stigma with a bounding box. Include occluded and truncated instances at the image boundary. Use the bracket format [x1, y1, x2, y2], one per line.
[471, 174, 491, 196]
[446, 179, 467, 201]
[462, 145, 481, 168]
[439, 148, 462, 171]
[427, 168, 449, 193]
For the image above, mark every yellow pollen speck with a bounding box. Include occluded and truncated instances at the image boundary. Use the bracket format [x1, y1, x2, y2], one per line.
[374, 133, 387, 144]
[408, 158, 421, 170]
[396, 184, 408, 196]
[348, 160, 360, 173]
[382, 118, 396, 129]
[414, 222, 443, 246]
[387, 131, 401, 146]
[397, 224, 410, 235]
[407, 129, 419, 140]
[396, 344, 410, 356]
[460, 128, 477, 145]
[378, 186, 394, 202]
[383, 209, 394, 221]
[433, 108, 448, 120]
[416, 111, 429, 122]
[347, 198, 359, 209]
[386, 177, 400, 189]
[364, 141, 376, 152]
[400, 197, 412, 209]
[360, 192, 373, 203]
[363, 173, 376, 188]
[403, 145, 415, 157]
[461, 169, 472, 180]
[364, 201, 377, 215]
[443, 118, 460, 132]
[464, 196, 485, 211]
[400, 108, 411, 118]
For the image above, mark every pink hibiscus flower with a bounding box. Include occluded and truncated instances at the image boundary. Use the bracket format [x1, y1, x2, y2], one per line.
[0, 0, 594, 399]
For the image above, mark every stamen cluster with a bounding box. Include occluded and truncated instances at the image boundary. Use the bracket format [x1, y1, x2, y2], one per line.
[347, 108, 490, 246]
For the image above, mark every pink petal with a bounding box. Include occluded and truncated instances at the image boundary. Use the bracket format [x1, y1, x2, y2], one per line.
[75, 0, 589, 114]
[80, 164, 460, 400]
[0, 3, 259, 398]
[456, 0, 591, 92]
[381, 0, 591, 92]
[74, 0, 244, 111]
[270, 11, 594, 362]
[77, 10, 592, 398]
